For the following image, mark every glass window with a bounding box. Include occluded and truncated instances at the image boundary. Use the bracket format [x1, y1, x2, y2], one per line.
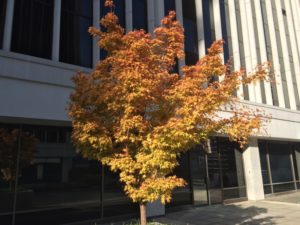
[269, 143, 293, 184]
[258, 142, 270, 185]
[219, 0, 230, 63]
[0, 0, 6, 49]
[11, 0, 54, 59]
[103, 166, 138, 217]
[183, 0, 198, 65]
[167, 152, 192, 207]
[132, 0, 147, 31]
[100, 0, 125, 60]
[60, 0, 93, 67]
[164, 0, 175, 16]
[202, 0, 213, 51]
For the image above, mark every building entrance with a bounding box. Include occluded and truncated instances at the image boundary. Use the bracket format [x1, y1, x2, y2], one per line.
[170, 138, 247, 208]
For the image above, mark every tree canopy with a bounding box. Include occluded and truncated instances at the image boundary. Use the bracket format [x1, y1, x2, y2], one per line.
[68, 1, 269, 222]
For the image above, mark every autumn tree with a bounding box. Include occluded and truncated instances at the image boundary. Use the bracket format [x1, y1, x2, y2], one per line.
[68, 1, 269, 224]
[0, 129, 38, 190]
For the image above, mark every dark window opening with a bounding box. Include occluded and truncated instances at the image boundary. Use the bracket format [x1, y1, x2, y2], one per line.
[100, 0, 125, 60]
[11, 0, 54, 59]
[183, 0, 199, 65]
[132, 0, 148, 31]
[60, 0, 93, 67]
[164, 0, 176, 16]
[0, 0, 6, 49]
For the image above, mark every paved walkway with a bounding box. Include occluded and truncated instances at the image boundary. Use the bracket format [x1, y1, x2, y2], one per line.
[69, 192, 300, 225]
[154, 199, 300, 225]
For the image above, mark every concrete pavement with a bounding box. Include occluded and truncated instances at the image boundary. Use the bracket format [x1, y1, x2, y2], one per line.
[154, 199, 300, 225]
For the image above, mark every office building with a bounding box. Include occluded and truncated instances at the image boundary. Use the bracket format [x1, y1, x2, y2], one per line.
[0, 0, 300, 224]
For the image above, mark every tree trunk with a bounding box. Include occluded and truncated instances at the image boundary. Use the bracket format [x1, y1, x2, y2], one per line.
[140, 203, 147, 225]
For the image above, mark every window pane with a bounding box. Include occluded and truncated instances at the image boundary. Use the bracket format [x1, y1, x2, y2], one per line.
[132, 0, 147, 31]
[293, 147, 300, 182]
[269, 143, 293, 183]
[202, 0, 213, 51]
[258, 142, 270, 184]
[183, 0, 198, 65]
[103, 166, 138, 217]
[60, 0, 92, 67]
[167, 152, 192, 207]
[164, 0, 175, 16]
[11, 0, 54, 59]
[0, 0, 6, 49]
[100, 0, 125, 60]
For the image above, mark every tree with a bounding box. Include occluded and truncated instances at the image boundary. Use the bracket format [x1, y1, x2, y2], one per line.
[0, 129, 38, 190]
[68, 1, 269, 224]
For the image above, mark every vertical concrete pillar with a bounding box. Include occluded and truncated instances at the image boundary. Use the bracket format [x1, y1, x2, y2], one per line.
[52, 0, 61, 62]
[245, 0, 262, 103]
[125, 0, 133, 32]
[195, 0, 205, 57]
[147, 0, 155, 32]
[239, 0, 256, 102]
[284, 0, 300, 105]
[274, 0, 297, 110]
[253, 0, 273, 105]
[227, 0, 243, 98]
[265, 0, 285, 108]
[93, 0, 100, 67]
[3, 0, 14, 51]
[243, 138, 265, 200]
[154, 0, 164, 28]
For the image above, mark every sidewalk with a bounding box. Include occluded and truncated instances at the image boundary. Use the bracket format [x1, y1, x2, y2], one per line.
[154, 200, 300, 225]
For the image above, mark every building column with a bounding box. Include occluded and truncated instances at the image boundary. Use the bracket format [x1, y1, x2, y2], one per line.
[245, 0, 262, 103]
[265, 0, 285, 108]
[239, 0, 257, 102]
[154, 0, 164, 28]
[195, 0, 205, 57]
[92, 0, 100, 67]
[242, 138, 265, 200]
[274, 0, 297, 110]
[3, 0, 14, 51]
[227, 0, 243, 99]
[147, 0, 155, 32]
[290, 0, 300, 57]
[253, 0, 273, 105]
[125, 0, 133, 32]
[52, 0, 61, 62]
[284, 0, 300, 107]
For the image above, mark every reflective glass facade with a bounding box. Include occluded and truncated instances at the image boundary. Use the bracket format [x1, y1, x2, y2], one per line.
[60, 0, 92, 67]
[11, 0, 54, 59]
[167, 138, 246, 209]
[0, 124, 137, 225]
[259, 141, 300, 195]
